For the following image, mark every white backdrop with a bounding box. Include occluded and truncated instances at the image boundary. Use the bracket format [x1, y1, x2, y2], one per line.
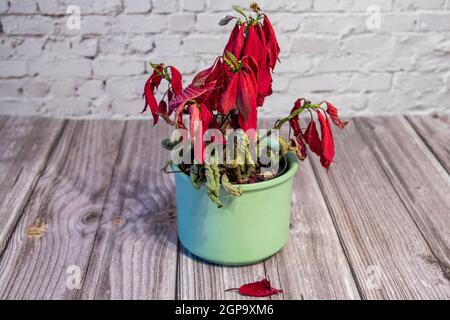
[0, 0, 449, 118]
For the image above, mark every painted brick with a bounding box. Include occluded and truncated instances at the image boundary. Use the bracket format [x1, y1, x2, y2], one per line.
[0, 0, 448, 118]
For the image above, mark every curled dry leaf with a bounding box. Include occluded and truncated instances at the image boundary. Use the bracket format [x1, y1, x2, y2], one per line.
[222, 174, 242, 196]
[226, 278, 283, 297]
[219, 15, 236, 26]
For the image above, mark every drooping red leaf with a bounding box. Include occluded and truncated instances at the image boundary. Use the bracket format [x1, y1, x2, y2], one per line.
[157, 100, 167, 114]
[237, 72, 257, 132]
[200, 103, 214, 130]
[290, 137, 307, 160]
[225, 279, 283, 297]
[237, 72, 257, 122]
[324, 101, 348, 129]
[220, 73, 239, 114]
[142, 86, 159, 124]
[192, 57, 222, 88]
[189, 103, 214, 164]
[257, 60, 272, 107]
[142, 65, 165, 124]
[224, 23, 245, 60]
[167, 89, 174, 103]
[189, 104, 201, 143]
[254, 24, 272, 106]
[242, 24, 263, 66]
[303, 119, 322, 157]
[174, 101, 188, 129]
[156, 100, 174, 125]
[317, 111, 335, 170]
[169, 66, 183, 96]
[288, 99, 304, 137]
[192, 66, 214, 88]
[263, 15, 280, 70]
[169, 80, 217, 110]
[189, 104, 204, 163]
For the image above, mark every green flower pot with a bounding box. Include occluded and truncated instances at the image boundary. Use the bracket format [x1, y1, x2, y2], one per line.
[174, 154, 298, 265]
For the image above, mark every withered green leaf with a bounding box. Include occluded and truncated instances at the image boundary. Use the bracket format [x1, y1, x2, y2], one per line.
[222, 174, 242, 196]
[205, 156, 223, 208]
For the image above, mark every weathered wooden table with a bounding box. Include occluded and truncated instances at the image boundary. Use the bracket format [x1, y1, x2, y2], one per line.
[0, 114, 448, 300]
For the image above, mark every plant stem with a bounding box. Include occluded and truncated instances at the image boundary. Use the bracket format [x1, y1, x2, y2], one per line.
[220, 112, 232, 130]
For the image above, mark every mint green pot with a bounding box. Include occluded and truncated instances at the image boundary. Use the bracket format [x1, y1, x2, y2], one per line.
[174, 154, 298, 265]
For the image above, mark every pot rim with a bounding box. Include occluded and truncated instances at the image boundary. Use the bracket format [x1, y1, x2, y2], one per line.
[172, 153, 298, 192]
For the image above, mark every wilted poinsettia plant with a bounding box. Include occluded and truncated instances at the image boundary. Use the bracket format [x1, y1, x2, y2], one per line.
[142, 3, 347, 207]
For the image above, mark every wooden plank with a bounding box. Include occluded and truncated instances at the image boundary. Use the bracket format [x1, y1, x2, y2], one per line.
[0, 119, 125, 299]
[177, 246, 268, 300]
[310, 117, 450, 299]
[265, 158, 360, 300]
[406, 115, 450, 174]
[0, 116, 65, 255]
[177, 120, 359, 300]
[79, 121, 178, 300]
[355, 116, 450, 283]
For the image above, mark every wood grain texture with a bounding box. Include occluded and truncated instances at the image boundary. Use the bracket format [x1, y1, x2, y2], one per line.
[406, 115, 450, 173]
[79, 121, 178, 300]
[0, 119, 125, 299]
[265, 158, 360, 300]
[355, 116, 450, 282]
[177, 245, 268, 300]
[311, 117, 450, 299]
[0, 116, 65, 254]
[0, 115, 448, 300]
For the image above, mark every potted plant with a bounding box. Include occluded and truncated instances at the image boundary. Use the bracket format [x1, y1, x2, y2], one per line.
[141, 3, 348, 265]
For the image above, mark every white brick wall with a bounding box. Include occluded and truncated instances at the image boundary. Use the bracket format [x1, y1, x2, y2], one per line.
[0, 0, 449, 118]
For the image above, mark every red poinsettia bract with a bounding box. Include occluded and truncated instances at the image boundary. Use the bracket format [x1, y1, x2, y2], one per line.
[286, 99, 347, 170]
[141, 4, 347, 169]
[142, 64, 183, 125]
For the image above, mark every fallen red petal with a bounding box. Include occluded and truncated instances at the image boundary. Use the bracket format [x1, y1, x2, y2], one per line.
[226, 279, 283, 297]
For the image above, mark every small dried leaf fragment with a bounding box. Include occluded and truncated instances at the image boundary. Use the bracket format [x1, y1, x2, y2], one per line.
[205, 156, 223, 207]
[226, 278, 283, 297]
[222, 174, 242, 196]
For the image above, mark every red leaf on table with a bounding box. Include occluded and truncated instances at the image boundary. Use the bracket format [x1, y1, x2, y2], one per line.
[226, 279, 283, 297]
[324, 101, 348, 129]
